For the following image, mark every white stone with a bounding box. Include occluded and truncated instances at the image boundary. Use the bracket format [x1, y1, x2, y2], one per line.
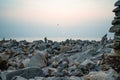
[80, 59, 95, 66]
[22, 58, 30, 67]
[0, 52, 10, 61]
[28, 50, 48, 68]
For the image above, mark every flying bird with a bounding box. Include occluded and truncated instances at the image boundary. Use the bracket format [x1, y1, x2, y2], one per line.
[57, 24, 59, 26]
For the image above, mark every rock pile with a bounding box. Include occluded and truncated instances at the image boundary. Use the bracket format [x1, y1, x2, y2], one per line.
[110, 0, 120, 50]
[103, 0, 120, 74]
[0, 38, 114, 80]
[0, 0, 120, 79]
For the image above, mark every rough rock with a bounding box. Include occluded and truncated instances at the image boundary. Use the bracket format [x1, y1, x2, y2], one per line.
[28, 50, 48, 68]
[83, 69, 118, 80]
[1, 67, 44, 80]
[115, 0, 120, 6]
[45, 77, 69, 80]
[11, 76, 27, 80]
[0, 52, 10, 61]
[69, 76, 83, 80]
[60, 45, 71, 53]
[42, 67, 57, 77]
[104, 54, 120, 73]
[21, 58, 30, 67]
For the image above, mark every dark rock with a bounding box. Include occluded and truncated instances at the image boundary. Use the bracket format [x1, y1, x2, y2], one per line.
[114, 16, 120, 19]
[112, 19, 120, 25]
[54, 72, 64, 77]
[115, 11, 120, 16]
[58, 61, 69, 69]
[109, 25, 120, 33]
[115, 0, 120, 6]
[1, 67, 44, 80]
[66, 49, 81, 53]
[11, 76, 27, 80]
[104, 55, 120, 73]
[83, 69, 118, 80]
[0, 60, 8, 71]
[42, 67, 57, 77]
[68, 69, 83, 77]
[113, 7, 120, 12]
[46, 77, 69, 80]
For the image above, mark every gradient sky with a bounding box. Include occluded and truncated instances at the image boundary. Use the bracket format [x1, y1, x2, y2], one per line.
[0, 0, 117, 40]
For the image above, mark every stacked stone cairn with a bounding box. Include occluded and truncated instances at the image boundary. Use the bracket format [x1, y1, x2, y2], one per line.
[105, 0, 120, 73]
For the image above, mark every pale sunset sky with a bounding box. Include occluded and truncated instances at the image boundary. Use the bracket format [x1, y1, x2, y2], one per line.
[0, 0, 117, 40]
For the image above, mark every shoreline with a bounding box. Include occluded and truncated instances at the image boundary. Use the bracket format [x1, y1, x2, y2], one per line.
[0, 37, 101, 42]
[0, 36, 114, 80]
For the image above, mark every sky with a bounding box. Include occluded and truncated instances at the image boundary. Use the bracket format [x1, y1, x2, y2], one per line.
[0, 0, 117, 40]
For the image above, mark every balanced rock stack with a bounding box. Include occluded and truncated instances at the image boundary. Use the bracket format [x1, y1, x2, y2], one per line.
[109, 0, 120, 50]
[105, 0, 120, 73]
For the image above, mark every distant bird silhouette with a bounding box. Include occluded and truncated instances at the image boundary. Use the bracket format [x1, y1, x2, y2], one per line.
[57, 24, 59, 26]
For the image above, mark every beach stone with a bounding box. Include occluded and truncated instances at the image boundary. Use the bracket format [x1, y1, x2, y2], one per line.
[45, 77, 69, 80]
[115, 11, 120, 16]
[29, 79, 35, 80]
[109, 0, 120, 51]
[115, 0, 120, 6]
[0, 52, 10, 61]
[0, 60, 8, 71]
[60, 45, 71, 53]
[2, 41, 15, 48]
[112, 19, 120, 25]
[80, 59, 98, 72]
[0, 50, 12, 70]
[58, 61, 69, 69]
[52, 42, 60, 50]
[21, 58, 30, 67]
[34, 77, 45, 80]
[36, 43, 47, 51]
[101, 34, 107, 46]
[109, 25, 120, 33]
[68, 48, 97, 64]
[57, 58, 69, 69]
[11, 76, 27, 80]
[69, 76, 83, 80]
[54, 71, 64, 77]
[104, 54, 120, 73]
[1, 67, 44, 80]
[42, 67, 57, 77]
[68, 69, 83, 77]
[66, 49, 81, 53]
[28, 50, 48, 68]
[83, 69, 118, 80]
[72, 45, 81, 50]
[80, 59, 95, 66]
[113, 7, 120, 12]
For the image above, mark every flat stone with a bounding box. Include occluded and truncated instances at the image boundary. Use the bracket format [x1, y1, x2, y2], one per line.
[11, 76, 27, 80]
[69, 76, 83, 80]
[28, 50, 48, 68]
[114, 35, 120, 41]
[105, 55, 120, 73]
[0, 52, 10, 61]
[115, 0, 120, 6]
[112, 19, 120, 25]
[45, 77, 69, 80]
[115, 11, 120, 16]
[113, 7, 120, 12]
[114, 16, 120, 19]
[1, 67, 44, 80]
[83, 69, 118, 80]
[109, 25, 120, 33]
[34, 77, 45, 80]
